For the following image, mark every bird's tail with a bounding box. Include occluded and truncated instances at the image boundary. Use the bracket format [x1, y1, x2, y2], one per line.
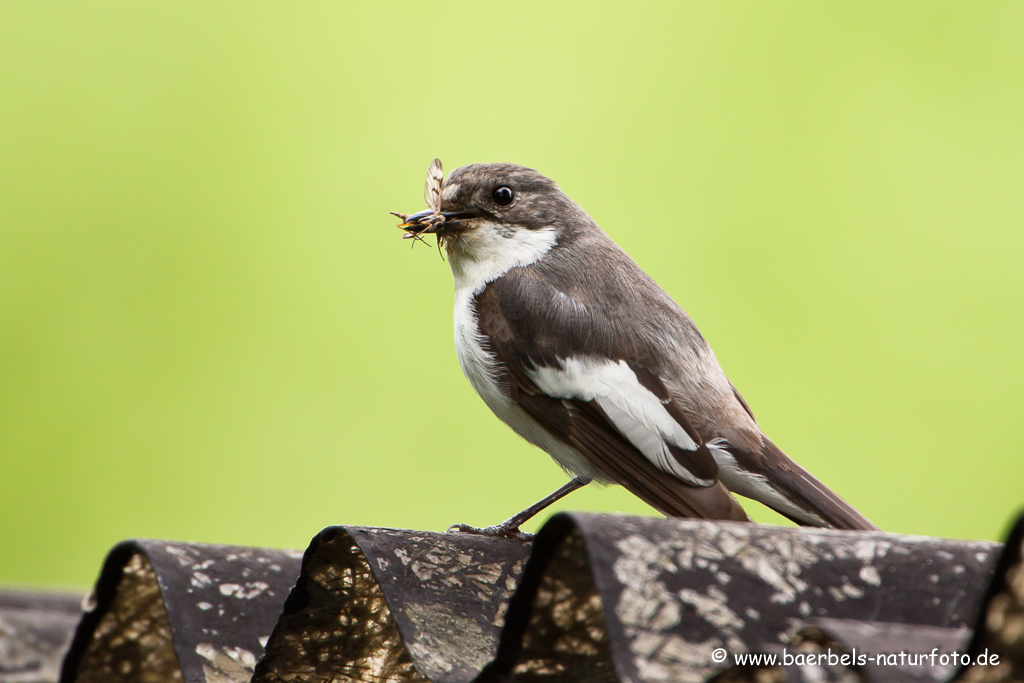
[754, 437, 878, 531]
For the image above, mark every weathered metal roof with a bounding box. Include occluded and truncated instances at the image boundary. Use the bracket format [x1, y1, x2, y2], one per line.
[956, 511, 1024, 683]
[707, 512, 1024, 683]
[251, 525, 531, 683]
[477, 513, 999, 683]
[9, 510, 1023, 683]
[0, 589, 82, 683]
[58, 540, 302, 683]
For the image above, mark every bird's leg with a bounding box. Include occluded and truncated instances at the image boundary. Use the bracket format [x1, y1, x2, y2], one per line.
[448, 476, 590, 540]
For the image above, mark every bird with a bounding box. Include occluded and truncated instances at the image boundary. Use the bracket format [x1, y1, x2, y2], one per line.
[393, 160, 877, 538]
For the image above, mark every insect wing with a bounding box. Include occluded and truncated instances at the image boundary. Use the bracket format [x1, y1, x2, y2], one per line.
[423, 157, 444, 214]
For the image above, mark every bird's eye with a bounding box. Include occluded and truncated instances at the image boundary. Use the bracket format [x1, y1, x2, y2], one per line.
[492, 186, 514, 206]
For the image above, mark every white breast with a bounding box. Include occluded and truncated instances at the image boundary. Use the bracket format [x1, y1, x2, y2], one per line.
[449, 220, 559, 411]
[453, 287, 506, 410]
[452, 268, 604, 481]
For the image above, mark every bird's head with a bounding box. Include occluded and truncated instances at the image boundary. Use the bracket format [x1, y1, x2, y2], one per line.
[395, 163, 588, 262]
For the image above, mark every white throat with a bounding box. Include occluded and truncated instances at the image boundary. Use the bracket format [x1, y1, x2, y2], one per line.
[447, 221, 558, 294]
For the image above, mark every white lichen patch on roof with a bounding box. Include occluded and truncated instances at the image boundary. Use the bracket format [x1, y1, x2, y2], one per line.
[859, 565, 881, 586]
[218, 582, 270, 599]
[196, 643, 256, 683]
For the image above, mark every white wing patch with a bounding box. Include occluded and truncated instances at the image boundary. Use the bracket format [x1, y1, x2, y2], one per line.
[528, 357, 712, 486]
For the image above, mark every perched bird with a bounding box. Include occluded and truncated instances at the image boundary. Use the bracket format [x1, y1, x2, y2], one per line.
[395, 160, 876, 537]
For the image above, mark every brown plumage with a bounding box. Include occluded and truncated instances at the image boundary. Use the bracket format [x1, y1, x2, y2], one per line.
[394, 161, 877, 534]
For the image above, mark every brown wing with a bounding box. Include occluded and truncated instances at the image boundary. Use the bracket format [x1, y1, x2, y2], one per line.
[498, 359, 749, 522]
[719, 427, 879, 530]
[625, 362, 722, 481]
[474, 272, 749, 522]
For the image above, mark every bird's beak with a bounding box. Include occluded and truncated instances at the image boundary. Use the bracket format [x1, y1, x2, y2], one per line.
[391, 208, 481, 234]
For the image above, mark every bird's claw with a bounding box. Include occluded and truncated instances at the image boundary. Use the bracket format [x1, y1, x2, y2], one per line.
[447, 522, 533, 541]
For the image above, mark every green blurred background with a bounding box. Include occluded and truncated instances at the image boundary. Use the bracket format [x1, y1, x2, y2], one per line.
[2, 2, 1023, 588]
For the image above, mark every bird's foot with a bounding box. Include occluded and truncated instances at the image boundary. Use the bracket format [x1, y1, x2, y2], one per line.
[447, 522, 533, 541]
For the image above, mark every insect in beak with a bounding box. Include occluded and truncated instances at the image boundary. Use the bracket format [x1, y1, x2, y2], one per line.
[391, 208, 443, 234]
[391, 158, 479, 249]
[391, 158, 446, 244]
